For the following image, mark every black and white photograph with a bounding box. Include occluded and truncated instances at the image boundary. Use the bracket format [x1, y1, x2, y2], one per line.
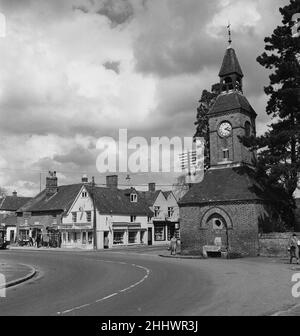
[0, 0, 299, 324]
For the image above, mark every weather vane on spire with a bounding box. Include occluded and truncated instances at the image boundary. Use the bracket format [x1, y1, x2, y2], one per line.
[227, 22, 232, 46]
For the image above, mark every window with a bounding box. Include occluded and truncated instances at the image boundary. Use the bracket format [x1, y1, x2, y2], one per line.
[154, 206, 160, 217]
[223, 149, 229, 160]
[130, 193, 137, 202]
[72, 212, 77, 223]
[86, 211, 92, 222]
[213, 218, 224, 230]
[168, 207, 174, 218]
[113, 231, 125, 245]
[154, 225, 165, 241]
[52, 215, 57, 225]
[128, 231, 138, 244]
[82, 191, 87, 198]
[130, 215, 136, 223]
[245, 121, 251, 137]
[147, 216, 152, 222]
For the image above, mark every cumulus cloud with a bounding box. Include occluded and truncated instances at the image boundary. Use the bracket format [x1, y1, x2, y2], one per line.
[0, 0, 289, 195]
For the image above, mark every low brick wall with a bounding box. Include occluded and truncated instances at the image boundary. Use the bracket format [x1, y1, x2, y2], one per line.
[258, 232, 292, 257]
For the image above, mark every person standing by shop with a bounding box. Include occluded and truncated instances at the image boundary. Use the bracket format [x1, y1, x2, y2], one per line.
[170, 235, 177, 255]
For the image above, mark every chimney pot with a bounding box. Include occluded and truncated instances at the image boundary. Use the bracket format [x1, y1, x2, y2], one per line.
[12, 191, 17, 197]
[148, 183, 156, 192]
[82, 174, 88, 183]
[46, 171, 58, 197]
[106, 175, 118, 189]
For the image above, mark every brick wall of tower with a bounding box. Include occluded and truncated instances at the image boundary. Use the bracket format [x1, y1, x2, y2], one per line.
[209, 110, 255, 166]
[179, 202, 269, 257]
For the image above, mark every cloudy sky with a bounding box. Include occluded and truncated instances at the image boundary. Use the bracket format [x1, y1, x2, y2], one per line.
[0, 0, 296, 196]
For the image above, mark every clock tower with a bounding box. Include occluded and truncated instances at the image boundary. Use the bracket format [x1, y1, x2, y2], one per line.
[179, 44, 273, 257]
[209, 46, 257, 168]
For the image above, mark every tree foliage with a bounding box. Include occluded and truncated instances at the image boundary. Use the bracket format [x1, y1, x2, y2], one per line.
[194, 86, 218, 170]
[241, 0, 300, 229]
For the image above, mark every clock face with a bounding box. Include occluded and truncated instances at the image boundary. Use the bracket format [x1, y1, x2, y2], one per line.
[218, 121, 232, 138]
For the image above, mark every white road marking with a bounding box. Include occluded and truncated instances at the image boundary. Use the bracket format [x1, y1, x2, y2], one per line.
[56, 260, 150, 315]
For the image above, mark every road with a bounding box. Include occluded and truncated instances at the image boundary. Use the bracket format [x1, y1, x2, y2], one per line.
[0, 248, 299, 316]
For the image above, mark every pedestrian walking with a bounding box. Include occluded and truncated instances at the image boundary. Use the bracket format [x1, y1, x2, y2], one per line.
[170, 235, 177, 255]
[289, 233, 300, 264]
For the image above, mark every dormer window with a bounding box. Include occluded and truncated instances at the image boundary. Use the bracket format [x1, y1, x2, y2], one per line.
[130, 193, 137, 202]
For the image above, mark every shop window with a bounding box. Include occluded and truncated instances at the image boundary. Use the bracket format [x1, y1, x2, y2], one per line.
[86, 211, 92, 222]
[128, 231, 138, 244]
[130, 215, 136, 223]
[154, 226, 165, 241]
[113, 231, 125, 245]
[167, 226, 175, 241]
[154, 206, 160, 217]
[72, 212, 77, 223]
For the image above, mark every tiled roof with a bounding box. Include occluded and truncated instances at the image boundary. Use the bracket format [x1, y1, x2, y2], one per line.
[209, 91, 257, 116]
[0, 196, 32, 211]
[138, 190, 161, 207]
[0, 213, 17, 226]
[17, 183, 152, 216]
[86, 186, 152, 216]
[219, 47, 243, 77]
[179, 166, 271, 205]
[163, 191, 172, 199]
[17, 184, 83, 213]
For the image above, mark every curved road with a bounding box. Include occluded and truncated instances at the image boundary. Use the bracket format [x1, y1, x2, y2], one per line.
[0, 249, 298, 316]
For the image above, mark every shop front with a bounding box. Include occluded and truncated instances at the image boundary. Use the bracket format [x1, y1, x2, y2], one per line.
[60, 223, 93, 249]
[112, 223, 147, 247]
[152, 220, 179, 245]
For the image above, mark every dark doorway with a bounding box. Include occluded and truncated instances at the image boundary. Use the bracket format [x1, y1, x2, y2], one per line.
[148, 228, 152, 245]
[10, 230, 15, 242]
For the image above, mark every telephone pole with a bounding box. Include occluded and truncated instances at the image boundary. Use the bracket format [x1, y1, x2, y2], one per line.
[92, 176, 97, 251]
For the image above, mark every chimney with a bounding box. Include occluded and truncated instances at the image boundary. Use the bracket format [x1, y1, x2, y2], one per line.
[81, 174, 88, 183]
[148, 183, 156, 192]
[12, 191, 17, 197]
[46, 171, 58, 197]
[106, 175, 118, 189]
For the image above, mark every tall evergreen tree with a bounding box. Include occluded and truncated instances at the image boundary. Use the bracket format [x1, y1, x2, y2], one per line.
[194, 85, 219, 170]
[242, 0, 300, 228]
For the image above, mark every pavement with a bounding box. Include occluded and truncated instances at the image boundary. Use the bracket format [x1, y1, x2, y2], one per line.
[0, 261, 36, 288]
